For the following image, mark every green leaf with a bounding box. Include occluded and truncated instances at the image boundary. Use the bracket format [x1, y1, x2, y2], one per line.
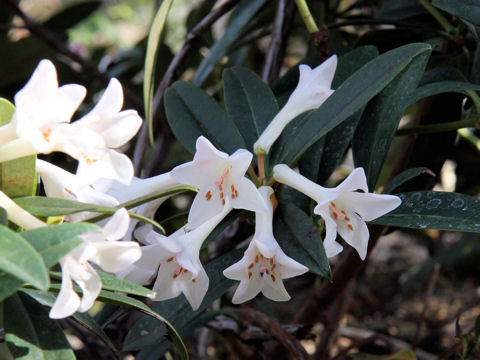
[97, 270, 154, 297]
[275, 202, 331, 279]
[372, 191, 480, 232]
[0, 206, 7, 226]
[376, 0, 427, 20]
[0, 272, 23, 302]
[15, 196, 99, 216]
[274, 43, 432, 166]
[382, 167, 434, 194]
[20, 288, 119, 357]
[21, 223, 100, 268]
[123, 249, 243, 353]
[433, 0, 480, 26]
[223, 67, 279, 151]
[406, 81, 480, 106]
[0, 226, 49, 290]
[302, 46, 378, 184]
[165, 81, 246, 154]
[0, 98, 37, 198]
[193, 0, 268, 86]
[4, 293, 75, 360]
[144, 0, 173, 143]
[353, 49, 431, 189]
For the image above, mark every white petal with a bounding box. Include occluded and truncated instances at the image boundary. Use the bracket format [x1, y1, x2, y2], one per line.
[310, 55, 337, 88]
[178, 267, 209, 310]
[194, 136, 228, 162]
[343, 192, 401, 221]
[315, 207, 342, 258]
[274, 249, 308, 279]
[231, 273, 263, 304]
[335, 167, 369, 193]
[187, 188, 225, 229]
[117, 264, 156, 285]
[103, 208, 130, 241]
[151, 261, 182, 301]
[261, 276, 291, 302]
[146, 231, 182, 252]
[91, 241, 141, 273]
[88, 78, 123, 116]
[229, 149, 253, 179]
[76, 263, 102, 312]
[170, 159, 220, 189]
[231, 177, 268, 213]
[336, 211, 370, 260]
[49, 266, 81, 319]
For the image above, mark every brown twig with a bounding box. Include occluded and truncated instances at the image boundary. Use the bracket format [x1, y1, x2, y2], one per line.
[2, 0, 142, 112]
[133, 0, 242, 174]
[261, 0, 296, 86]
[294, 225, 386, 325]
[231, 308, 311, 360]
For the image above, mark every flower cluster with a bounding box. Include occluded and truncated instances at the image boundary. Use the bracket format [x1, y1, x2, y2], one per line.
[0, 57, 401, 318]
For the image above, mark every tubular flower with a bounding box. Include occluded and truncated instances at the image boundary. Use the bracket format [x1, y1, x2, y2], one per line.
[273, 165, 402, 260]
[254, 55, 337, 155]
[171, 136, 267, 228]
[223, 186, 308, 303]
[119, 205, 231, 310]
[49, 208, 141, 319]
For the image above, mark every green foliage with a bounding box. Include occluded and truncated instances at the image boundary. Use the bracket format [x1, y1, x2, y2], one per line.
[433, 0, 480, 26]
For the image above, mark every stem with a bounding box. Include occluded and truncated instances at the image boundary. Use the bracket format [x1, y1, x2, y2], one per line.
[248, 165, 261, 187]
[294, 0, 319, 33]
[419, 0, 456, 34]
[396, 116, 477, 136]
[458, 128, 480, 151]
[257, 155, 266, 184]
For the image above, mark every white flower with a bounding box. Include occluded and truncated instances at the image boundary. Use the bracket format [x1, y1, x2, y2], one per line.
[254, 55, 337, 155]
[171, 136, 267, 229]
[273, 165, 402, 260]
[60, 78, 142, 186]
[0, 59, 86, 159]
[223, 186, 308, 303]
[49, 208, 141, 319]
[118, 206, 230, 310]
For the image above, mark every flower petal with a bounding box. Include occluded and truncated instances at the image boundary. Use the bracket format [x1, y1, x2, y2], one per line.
[187, 188, 226, 229]
[229, 149, 253, 179]
[231, 272, 263, 304]
[49, 265, 81, 319]
[261, 276, 290, 302]
[231, 177, 267, 213]
[274, 248, 308, 279]
[336, 211, 370, 260]
[342, 191, 402, 221]
[178, 267, 209, 310]
[91, 241, 141, 273]
[151, 260, 182, 301]
[76, 263, 102, 312]
[335, 167, 369, 193]
[102, 208, 130, 241]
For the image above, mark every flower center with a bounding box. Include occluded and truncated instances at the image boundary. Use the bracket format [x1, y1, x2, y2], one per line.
[204, 164, 239, 205]
[168, 257, 196, 283]
[247, 253, 277, 283]
[329, 201, 354, 230]
[40, 124, 52, 142]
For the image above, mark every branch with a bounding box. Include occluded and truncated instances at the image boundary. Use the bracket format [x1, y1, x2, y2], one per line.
[133, 0, 242, 174]
[262, 0, 296, 85]
[2, 0, 142, 111]
[230, 308, 311, 360]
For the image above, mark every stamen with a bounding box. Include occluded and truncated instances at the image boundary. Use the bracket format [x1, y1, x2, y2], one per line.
[205, 191, 212, 200]
[167, 257, 174, 262]
[271, 274, 276, 282]
[192, 279, 196, 283]
[270, 258, 273, 266]
[271, 264, 276, 271]
[248, 271, 252, 279]
[248, 263, 254, 269]
[348, 224, 354, 230]
[345, 216, 350, 221]
[260, 256, 266, 273]
[255, 255, 259, 263]
[330, 202, 336, 208]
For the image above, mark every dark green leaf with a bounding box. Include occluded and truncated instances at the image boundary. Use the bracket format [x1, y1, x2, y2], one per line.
[353, 49, 430, 189]
[475, 314, 480, 338]
[274, 43, 432, 166]
[43, 1, 102, 32]
[382, 167, 434, 194]
[15, 196, 99, 216]
[406, 81, 480, 106]
[4, 293, 75, 360]
[144, 0, 174, 143]
[123, 249, 243, 352]
[21, 222, 98, 268]
[372, 191, 480, 232]
[433, 0, 480, 26]
[223, 67, 279, 151]
[97, 270, 154, 297]
[376, 0, 427, 19]
[0, 226, 49, 290]
[165, 81, 245, 154]
[0, 206, 7, 226]
[193, 0, 268, 86]
[275, 202, 330, 279]
[0, 272, 23, 302]
[20, 288, 119, 357]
